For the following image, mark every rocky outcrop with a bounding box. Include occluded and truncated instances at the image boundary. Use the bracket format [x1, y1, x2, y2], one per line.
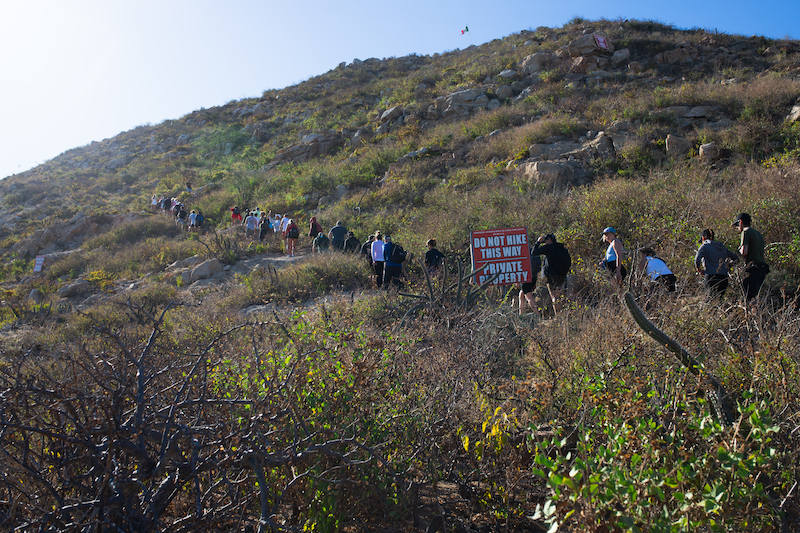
[699, 142, 723, 163]
[567, 34, 614, 57]
[190, 259, 223, 282]
[787, 101, 800, 123]
[518, 161, 592, 188]
[666, 134, 693, 157]
[521, 52, 552, 74]
[429, 89, 490, 119]
[266, 131, 343, 167]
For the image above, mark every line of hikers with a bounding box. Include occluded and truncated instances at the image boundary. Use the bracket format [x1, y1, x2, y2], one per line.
[518, 211, 769, 315]
[153, 192, 769, 303]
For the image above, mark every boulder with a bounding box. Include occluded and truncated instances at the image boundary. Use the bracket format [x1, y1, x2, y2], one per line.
[666, 134, 693, 157]
[380, 106, 404, 123]
[434, 89, 490, 119]
[611, 48, 630, 68]
[571, 56, 609, 73]
[190, 259, 223, 282]
[497, 69, 520, 80]
[567, 34, 614, 58]
[519, 161, 592, 188]
[496, 85, 514, 100]
[57, 279, 91, 298]
[787, 103, 800, 123]
[28, 289, 44, 304]
[486, 99, 501, 111]
[521, 52, 551, 74]
[699, 142, 722, 163]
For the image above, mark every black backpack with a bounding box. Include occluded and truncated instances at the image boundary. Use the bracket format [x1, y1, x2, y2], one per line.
[389, 243, 407, 263]
[287, 226, 300, 239]
[549, 244, 571, 276]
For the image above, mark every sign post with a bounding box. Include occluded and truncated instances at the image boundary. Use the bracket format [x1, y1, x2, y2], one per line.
[470, 227, 532, 286]
[34, 255, 45, 273]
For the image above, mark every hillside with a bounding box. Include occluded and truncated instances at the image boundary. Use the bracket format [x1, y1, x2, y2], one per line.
[1, 18, 799, 532]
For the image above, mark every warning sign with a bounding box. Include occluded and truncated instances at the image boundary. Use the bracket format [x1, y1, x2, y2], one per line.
[470, 227, 532, 286]
[34, 255, 45, 273]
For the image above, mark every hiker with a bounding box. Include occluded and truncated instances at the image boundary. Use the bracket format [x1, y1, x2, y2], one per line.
[638, 247, 677, 292]
[196, 210, 205, 234]
[186, 180, 192, 194]
[313, 231, 330, 253]
[361, 234, 375, 266]
[244, 210, 260, 239]
[257, 213, 269, 241]
[329, 221, 348, 251]
[176, 205, 188, 229]
[600, 227, 627, 283]
[424, 239, 446, 277]
[371, 232, 385, 288]
[188, 210, 198, 233]
[283, 217, 300, 256]
[382, 235, 406, 290]
[732, 212, 769, 300]
[151, 195, 159, 212]
[695, 229, 739, 297]
[518, 255, 543, 315]
[309, 216, 323, 239]
[531, 233, 571, 310]
[230, 206, 242, 225]
[344, 231, 361, 253]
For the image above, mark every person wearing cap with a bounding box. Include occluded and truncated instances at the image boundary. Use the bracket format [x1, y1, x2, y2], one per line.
[695, 228, 739, 297]
[601, 227, 627, 283]
[344, 231, 361, 253]
[531, 233, 571, 311]
[732, 213, 769, 300]
[637, 247, 677, 292]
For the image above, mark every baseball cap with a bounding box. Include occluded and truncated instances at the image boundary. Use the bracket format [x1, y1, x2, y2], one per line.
[602, 227, 617, 235]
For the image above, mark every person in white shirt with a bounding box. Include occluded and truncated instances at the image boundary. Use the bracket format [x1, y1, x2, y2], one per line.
[638, 247, 677, 292]
[371, 232, 385, 288]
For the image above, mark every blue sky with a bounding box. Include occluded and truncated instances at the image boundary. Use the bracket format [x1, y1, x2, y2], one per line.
[1, 0, 798, 180]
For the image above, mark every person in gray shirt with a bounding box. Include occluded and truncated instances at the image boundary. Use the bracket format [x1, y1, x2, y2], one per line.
[695, 228, 739, 297]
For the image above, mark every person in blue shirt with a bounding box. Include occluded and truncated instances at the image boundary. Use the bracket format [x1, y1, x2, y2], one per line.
[382, 235, 404, 290]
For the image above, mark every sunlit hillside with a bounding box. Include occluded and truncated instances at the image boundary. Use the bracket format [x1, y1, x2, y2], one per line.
[1, 18, 799, 532]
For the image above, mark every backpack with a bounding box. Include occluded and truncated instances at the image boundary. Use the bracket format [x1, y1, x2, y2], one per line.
[389, 243, 407, 263]
[287, 226, 299, 239]
[549, 244, 571, 276]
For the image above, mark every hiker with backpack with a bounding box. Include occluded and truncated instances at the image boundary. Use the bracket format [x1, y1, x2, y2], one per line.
[283, 216, 300, 256]
[530, 233, 571, 313]
[382, 235, 406, 290]
[313, 231, 331, 253]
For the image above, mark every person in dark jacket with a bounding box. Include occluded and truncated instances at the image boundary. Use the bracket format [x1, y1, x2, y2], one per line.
[424, 239, 445, 277]
[329, 221, 348, 251]
[695, 228, 739, 297]
[531, 233, 570, 313]
[382, 236, 404, 290]
[344, 231, 361, 253]
[732, 213, 769, 301]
